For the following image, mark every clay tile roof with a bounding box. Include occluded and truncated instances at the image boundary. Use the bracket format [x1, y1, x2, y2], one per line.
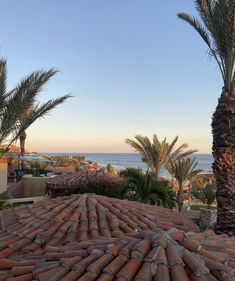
[46, 170, 124, 189]
[46, 165, 76, 174]
[0, 225, 234, 281]
[0, 194, 198, 242]
[0, 194, 234, 280]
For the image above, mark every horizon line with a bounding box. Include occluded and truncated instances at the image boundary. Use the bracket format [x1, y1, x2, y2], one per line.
[39, 151, 212, 155]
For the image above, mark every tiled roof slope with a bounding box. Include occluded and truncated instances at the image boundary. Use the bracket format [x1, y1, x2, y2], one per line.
[46, 170, 124, 189]
[0, 194, 198, 244]
[0, 194, 200, 281]
[0, 227, 234, 280]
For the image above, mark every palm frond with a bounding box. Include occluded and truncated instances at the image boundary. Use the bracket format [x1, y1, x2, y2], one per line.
[120, 167, 176, 208]
[126, 134, 197, 177]
[0, 60, 70, 149]
[8, 69, 58, 107]
[178, 0, 235, 92]
[126, 135, 157, 172]
[18, 94, 71, 131]
[171, 157, 201, 187]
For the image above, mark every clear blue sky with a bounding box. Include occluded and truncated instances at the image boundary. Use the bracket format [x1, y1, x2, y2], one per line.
[1, 1, 222, 153]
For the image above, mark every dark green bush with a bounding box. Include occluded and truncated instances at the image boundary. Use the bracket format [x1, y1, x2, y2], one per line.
[192, 186, 216, 207]
[120, 168, 177, 209]
[0, 192, 11, 210]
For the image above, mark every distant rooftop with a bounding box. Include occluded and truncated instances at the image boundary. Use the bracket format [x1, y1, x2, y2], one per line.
[46, 170, 124, 195]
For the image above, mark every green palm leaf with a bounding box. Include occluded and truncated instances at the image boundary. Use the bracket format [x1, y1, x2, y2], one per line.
[120, 167, 176, 208]
[126, 134, 197, 176]
[178, 0, 235, 92]
[0, 59, 71, 154]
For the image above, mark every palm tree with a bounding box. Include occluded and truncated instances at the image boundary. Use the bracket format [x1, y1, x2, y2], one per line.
[19, 96, 71, 158]
[177, 0, 235, 234]
[169, 157, 202, 212]
[125, 134, 196, 177]
[192, 186, 216, 208]
[120, 167, 177, 209]
[0, 58, 70, 157]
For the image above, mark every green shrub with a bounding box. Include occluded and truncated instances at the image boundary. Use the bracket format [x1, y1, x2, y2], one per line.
[192, 186, 216, 207]
[120, 168, 177, 209]
[0, 192, 11, 210]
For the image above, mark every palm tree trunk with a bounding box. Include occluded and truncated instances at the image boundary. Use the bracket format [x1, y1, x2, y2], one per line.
[212, 90, 235, 235]
[177, 184, 184, 212]
[19, 131, 26, 156]
[19, 131, 27, 170]
[177, 193, 184, 212]
[188, 183, 192, 206]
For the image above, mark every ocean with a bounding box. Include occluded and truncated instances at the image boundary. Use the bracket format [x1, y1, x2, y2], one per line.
[45, 153, 213, 175]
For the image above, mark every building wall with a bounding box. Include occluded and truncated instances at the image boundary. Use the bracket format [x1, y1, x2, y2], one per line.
[22, 175, 47, 197]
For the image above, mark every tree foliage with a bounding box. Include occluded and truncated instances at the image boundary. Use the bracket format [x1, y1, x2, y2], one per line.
[178, 0, 235, 233]
[196, 176, 213, 189]
[126, 134, 196, 176]
[0, 58, 71, 155]
[169, 157, 202, 211]
[48, 155, 85, 169]
[178, 0, 235, 93]
[192, 186, 216, 207]
[120, 167, 177, 209]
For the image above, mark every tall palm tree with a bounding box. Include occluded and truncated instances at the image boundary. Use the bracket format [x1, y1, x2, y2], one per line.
[120, 167, 176, 209]
[0, 58, 70, 157]
[126, 134, 196, 177]
[177, 0, 235, 234]
[169, 157, 202, 212]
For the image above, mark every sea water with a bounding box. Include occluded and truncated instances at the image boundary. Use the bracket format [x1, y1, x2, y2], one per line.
[46, 153, 213, 174]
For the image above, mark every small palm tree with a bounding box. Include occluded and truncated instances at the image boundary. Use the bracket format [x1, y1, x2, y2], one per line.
[192, 186, 216, 208]
[177, 0, 235, 234]
[120, 167, 176, 209]
[125, 134, 196, 177]
[0, 58, 71, 157]
[170, 157, 202, 212]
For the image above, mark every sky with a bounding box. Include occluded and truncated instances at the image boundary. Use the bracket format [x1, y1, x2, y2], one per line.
[0, 1, 222, 153]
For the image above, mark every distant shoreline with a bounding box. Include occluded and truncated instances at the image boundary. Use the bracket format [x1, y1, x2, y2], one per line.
[42, 152, 213, 175]
[40, 152, 212, 155]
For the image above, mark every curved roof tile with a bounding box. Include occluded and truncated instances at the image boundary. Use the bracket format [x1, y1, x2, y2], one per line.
[0, 228, 234, 280]
[46, 170, 124, 189]
[0, 194, 198, 243]
[0, 194, 230, 280]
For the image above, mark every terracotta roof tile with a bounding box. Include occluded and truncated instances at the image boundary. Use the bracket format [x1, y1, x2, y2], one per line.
[0, 227, 232, 280]
[46, 165, 76, 174]
[46, 170, 124, 190]
[0, 194, 233, 280]
[0, 194, 198, 245]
